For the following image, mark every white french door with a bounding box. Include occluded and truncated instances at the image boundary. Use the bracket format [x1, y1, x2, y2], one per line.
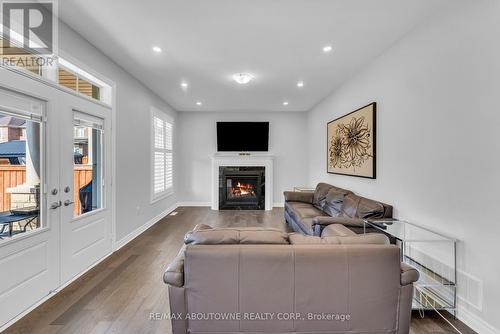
[0, 76, 59, 329]
[58, 94, 112, 283]
[0, 68, 113, 329]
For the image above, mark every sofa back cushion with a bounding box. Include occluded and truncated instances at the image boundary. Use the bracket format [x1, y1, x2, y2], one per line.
[289, 233, 389, 245]
[340, 193, 360, 218]
[323, 186, 352, 217]
[312, 183, 334, 210]
[340, 194, 390, 219]
[357, 197, 387, 219]
[184, 226, 289, 245]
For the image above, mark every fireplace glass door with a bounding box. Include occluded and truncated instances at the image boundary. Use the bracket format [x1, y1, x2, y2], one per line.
[219, 167, 265, 210]
[226, 177, 258, 202]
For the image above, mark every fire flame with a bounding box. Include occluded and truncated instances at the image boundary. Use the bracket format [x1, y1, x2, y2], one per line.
[230, 182, 255, 197]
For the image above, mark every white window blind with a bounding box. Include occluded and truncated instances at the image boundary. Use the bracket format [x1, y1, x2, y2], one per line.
[152, 110, 173, 200]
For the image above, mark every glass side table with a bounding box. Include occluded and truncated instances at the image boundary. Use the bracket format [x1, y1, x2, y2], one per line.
[363, 219, 457, 317]
[293, 186, 315, 192]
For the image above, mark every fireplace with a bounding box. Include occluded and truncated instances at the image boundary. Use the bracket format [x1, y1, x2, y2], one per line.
[219, 166, 265, 210]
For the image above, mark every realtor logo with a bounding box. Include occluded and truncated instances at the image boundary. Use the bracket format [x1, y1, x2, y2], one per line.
[1, 1, 55, 55]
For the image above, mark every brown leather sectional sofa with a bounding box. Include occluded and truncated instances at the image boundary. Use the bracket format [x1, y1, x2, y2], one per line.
[164, 224, 419, 334]
[284, 183, 393, 236]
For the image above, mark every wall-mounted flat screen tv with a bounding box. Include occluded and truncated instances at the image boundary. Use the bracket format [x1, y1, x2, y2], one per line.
[217, 122, 269, 152]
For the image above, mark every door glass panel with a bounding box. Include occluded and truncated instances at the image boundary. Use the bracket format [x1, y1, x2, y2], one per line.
[0, 112, 42, 240]
[73, 123, 103, 217]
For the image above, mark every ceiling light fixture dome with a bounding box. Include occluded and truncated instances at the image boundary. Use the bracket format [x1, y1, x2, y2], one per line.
[322, 45, 333, 53]
[232, 73, 254, 84]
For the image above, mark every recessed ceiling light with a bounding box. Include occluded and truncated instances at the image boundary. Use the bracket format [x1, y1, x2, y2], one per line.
[322, 45, 333, 53]
[152, 46, 162, 53]
[181, 82, 188, 89]
[232, 73, 254, 84]
[196, 101, 202, 106]
[283, 101, 289, 106]
[297, 81, 304, 88]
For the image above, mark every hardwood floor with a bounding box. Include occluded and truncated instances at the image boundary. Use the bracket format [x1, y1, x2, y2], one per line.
[4, 207, 475, 334]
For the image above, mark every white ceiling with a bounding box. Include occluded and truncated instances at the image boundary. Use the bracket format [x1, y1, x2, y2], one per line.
[59, 0, 451, 112]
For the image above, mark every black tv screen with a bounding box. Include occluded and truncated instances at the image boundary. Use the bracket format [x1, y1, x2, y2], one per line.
[217, 122, 269, 151]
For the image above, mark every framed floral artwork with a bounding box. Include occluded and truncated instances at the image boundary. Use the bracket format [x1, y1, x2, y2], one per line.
[327, 102, 376, 178]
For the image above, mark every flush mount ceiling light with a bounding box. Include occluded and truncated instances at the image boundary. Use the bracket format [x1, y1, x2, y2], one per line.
[283, 101, 289, 106]
[181, 82, 188, 89]
[297, 81, 304, 88]
[152, 46, 162, 53]
[322, 45, 333, 53]
[232, 73, 254, 84]
[196, 101, 202, 106]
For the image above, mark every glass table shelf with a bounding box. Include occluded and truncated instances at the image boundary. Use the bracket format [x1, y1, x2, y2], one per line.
[363, 219, 457, 316]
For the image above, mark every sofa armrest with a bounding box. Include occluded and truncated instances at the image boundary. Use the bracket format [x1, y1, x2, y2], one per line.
[312, 216, 366, 236]
[320, 223, 356, 237]
[163, 245, 186, 287]
[401, 263, 419, 286]
[312, 216, 365, 227]
[283, 191, 313, 203]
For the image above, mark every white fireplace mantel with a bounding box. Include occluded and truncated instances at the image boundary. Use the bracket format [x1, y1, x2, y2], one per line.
[211, 153, 274, 210]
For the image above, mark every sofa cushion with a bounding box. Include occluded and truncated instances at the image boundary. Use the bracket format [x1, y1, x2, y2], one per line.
[296, 218, 316, 235]
[340, 193, 360, 218]
[313, 216, 365, 228]
[312, 183, 333, 210]
[321, 224, 356, 237]
[184, 226, 289, 245]
[285, 201, 327, 236]
[336, 234, 389, 245]
[289, 232, 389, 245]
[340, 194, 387, 220]
[289, 233, 339, 244]
[288, 204, 326, 221]
[323, 186, 352, 217]
[285, 201, 313, 216]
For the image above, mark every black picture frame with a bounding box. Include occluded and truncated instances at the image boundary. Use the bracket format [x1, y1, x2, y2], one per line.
[326, 102, 376, 179]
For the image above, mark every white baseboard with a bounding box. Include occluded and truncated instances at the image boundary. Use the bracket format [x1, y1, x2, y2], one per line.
[114, 203, 178, 251]
[457, 304, 499, 334]
[177, 202, 284, 208]
[177, 202, 211, 207]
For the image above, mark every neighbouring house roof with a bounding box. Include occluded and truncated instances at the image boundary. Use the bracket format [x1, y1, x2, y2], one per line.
[0, 140, 25, 158]
[0, 116, 26, 127]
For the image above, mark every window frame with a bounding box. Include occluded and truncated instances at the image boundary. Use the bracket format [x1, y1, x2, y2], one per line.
[150, 107, 174, 203]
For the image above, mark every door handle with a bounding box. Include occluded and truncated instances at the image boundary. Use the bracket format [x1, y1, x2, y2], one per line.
[50, 201, 62, 209]
[63, 200, 74, 206]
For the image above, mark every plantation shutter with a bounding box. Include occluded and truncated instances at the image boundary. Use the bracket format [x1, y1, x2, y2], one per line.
[152, 111, 173, 199]
[165, 120, 173, 190]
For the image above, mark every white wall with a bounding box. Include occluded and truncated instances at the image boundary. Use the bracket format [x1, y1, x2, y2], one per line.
[306, 0, 500, 332]
[59, 23, 178, 242]
[177, 112, 308, 205]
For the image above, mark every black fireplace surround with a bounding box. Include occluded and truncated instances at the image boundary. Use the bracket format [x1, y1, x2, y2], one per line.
[219, 166, 265, 210]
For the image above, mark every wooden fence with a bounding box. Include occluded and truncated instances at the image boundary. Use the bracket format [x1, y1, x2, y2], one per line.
[0, 165, 26, 213]
[0, 165, 93, 216]
[73, 165, 93, 215]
